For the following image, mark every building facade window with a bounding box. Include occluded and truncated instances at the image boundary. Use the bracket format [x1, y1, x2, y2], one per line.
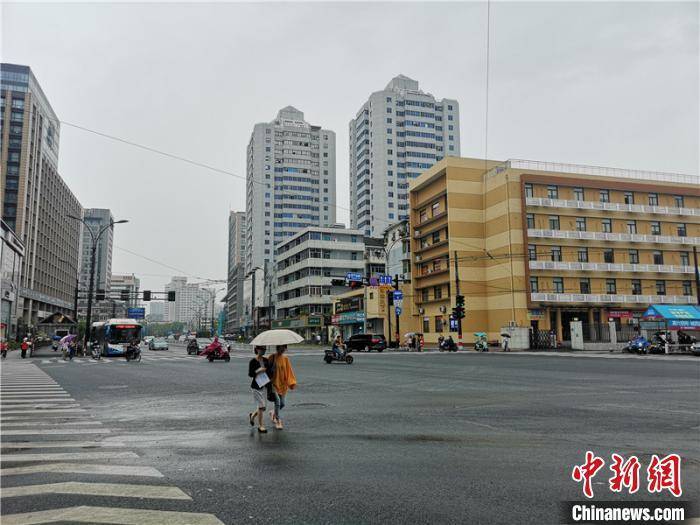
[628, 249, 639, 264]
[435, 316, 444, 332]
[578, 248, 588, 263]
[547, 185, 558, 199]
[599, 190, 610, 203]
[529, 277, 539, 293]
[677, 224, 687, 237]
[551, 246, 562, 262]
[650, 221, 661, 235]
[575, 217, 586, 231]
[573, 187, 584, 201]
[526, 213, 535, 229]
[602, 219, 612, 233]
[648, 193, 659, 206]
[674, 195, 684, 208]
[605, 279, 617, 294]
[626, 220, 636, 234]
[604, 249, 614, 264]
[423, 318, 430, 333]
[624, 192, 634, 204]
[653, 251, 663, 265]
[553, 277, 564, 293]
[680, 252, 690, 266]
[524, 183, 533, 198]
[433, 286, 442, 300]
[656, 280, 666, 296]
[548, 216, 560, 230]
[631, 279, 642, 295]
[528, 244, 537, 261]
[580, 278, 591, 294]
[682, 281, 692, 296]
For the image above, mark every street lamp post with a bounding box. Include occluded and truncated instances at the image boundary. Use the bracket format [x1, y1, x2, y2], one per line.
[68, 215, 128, 350]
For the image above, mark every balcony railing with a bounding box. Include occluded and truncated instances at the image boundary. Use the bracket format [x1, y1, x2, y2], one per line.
[530, 292, 696, 305]
[528, 260, 694, 274]
[526, 197, 700, 217]
[527, 229, 700, 246]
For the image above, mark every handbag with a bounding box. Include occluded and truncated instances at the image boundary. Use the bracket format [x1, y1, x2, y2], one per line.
[266, 354, 276, 402]
[266, 385, 276, 402]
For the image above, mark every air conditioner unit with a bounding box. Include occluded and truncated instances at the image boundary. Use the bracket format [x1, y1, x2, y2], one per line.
[418, 307, 425, 315]
[413, 230, 421, 238]
[439, 306, 447, 313]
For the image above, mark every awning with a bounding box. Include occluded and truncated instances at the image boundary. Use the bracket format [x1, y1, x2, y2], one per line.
[642, 305, 700, 329]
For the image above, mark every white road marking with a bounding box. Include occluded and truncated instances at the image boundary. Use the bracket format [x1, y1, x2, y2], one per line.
[1, 451, 137, 462]
[2, 428, 110, 436]
[0, 481, 190, 500]
[1, 408, 86, 415]
[0, 399, 75, 404]
[1, 506, 225, 525]
[2, 420, 103, 427]
[1, 462, 163, 477]
[1, 441, 125, 449]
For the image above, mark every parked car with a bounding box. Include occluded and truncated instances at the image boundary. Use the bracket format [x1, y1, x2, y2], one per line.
[345, 334, 386, 352]
[149, 338, 169, 351]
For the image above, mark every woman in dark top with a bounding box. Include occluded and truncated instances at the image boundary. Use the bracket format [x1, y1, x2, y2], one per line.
[248, 345, 272, 433]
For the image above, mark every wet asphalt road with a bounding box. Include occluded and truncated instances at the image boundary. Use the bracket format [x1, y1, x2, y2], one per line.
[3, 346, 699, 524]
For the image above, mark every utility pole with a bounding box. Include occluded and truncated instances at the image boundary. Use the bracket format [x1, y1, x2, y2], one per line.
[251, 269, 257, 335]
[394, 273, 400, 347]
[694, 246, 700, 306]
[454, 251, 463, 349]
[386, 288, 392, 346]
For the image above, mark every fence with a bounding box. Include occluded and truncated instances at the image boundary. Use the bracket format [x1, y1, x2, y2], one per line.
[530, 329, 557, 350]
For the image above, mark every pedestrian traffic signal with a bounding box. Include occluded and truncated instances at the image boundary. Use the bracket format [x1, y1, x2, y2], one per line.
[143, 290, 151, 301]
[167, 291, 176, 302]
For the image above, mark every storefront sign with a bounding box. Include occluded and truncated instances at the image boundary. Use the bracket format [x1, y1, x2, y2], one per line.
[331, 311, 365, 325]
[528, 309, 545, 320]
[608, 311, 632, 319]
[335, 296, 362, 314]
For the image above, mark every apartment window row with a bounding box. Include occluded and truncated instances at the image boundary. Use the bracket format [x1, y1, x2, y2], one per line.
[527, 245, 691, 266]
[526, 214, 689, 237]
[525, 184, 688, 208]
[529, 277, 693, 296]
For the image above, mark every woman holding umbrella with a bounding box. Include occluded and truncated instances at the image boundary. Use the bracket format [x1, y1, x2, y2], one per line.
[249, 329, 303, 431]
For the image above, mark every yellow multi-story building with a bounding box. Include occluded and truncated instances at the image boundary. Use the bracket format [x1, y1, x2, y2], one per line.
[409, 157, 699, 346]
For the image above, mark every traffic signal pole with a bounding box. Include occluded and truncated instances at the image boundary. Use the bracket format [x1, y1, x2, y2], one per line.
[454, 252, 463, 349]
[394, 274, 400, 347]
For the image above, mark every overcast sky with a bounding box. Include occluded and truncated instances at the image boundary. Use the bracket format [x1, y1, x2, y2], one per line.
[2, 1, 698, 298]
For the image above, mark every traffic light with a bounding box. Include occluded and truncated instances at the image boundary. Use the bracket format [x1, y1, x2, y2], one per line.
[167, 291, 176, 302]
[96, 290, 105, 301]
[452, 294, 466, 320]
[120, 289, 130, 301]
[387, 290, 394, 306]
[143, 290, 151, 302]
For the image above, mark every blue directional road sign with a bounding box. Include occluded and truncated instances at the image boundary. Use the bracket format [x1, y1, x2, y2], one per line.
[127, 307, 145, 319]
[395, 306, 402, 316]
[346, 272, 363, 283]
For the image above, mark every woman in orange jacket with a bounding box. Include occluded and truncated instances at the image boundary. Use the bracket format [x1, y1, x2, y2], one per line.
[269, 344, 297, 430]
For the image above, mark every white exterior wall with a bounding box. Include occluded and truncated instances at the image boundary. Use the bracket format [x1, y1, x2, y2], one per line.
[349, 75, 460, 237]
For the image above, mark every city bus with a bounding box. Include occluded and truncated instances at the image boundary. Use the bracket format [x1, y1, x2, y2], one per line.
[90, 319, 143, 357]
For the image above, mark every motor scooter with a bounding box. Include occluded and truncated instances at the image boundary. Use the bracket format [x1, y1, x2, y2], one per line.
[187, 340, 200, 355]
[125, 342, 142, 362]
[324, 348, 353, 364]
[474, 332, 489, 352]
[623, 335, 650, 354]
[199, 345, 230, 362]
[438, 336, 458, 352]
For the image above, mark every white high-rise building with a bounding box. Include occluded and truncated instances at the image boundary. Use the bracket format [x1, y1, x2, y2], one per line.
[225, 211, 246, 334]
[349, 75, 460, 236]
[245, 106, 336, 274]
[164, 277, 214, 328]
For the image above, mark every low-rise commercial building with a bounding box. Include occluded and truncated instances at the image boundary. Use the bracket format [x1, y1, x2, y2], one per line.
[274, 226, 366, 340]
[409, 157, 699, 345]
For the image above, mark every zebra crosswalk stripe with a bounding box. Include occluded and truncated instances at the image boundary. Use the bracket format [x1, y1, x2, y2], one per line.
[2, 428, 110, 436]
[0, 481, 191, 500]
[0, 462, 164, 477]
[1, 440, 125, 449]
[1, 506, 225, 525]
[0, 451, 138, 462]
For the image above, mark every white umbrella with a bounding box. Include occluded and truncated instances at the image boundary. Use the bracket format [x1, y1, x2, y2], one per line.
[250, 329, 304, 346]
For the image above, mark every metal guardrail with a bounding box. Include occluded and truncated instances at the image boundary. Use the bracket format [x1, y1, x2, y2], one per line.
[530, 292, 696, 304]
[528, 261, 694, 274]
[527, 229, 700, 246]
[526, 197, 700, 217]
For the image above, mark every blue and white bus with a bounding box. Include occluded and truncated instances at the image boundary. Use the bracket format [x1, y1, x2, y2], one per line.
[90, 319, 143, 357]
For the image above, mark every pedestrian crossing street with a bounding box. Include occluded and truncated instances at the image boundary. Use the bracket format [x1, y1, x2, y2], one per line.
[0, 361, 225, 524]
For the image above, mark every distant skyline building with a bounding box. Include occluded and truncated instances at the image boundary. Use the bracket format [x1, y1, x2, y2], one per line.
[225, 211, 246, 335]
[1, 63, 83, 328]
[164, 276, 214, 328]
[110, 273, 141, 311]
[349, 74, 460, 236]
[78, 208, 114, 321]
[147, 301, 165, 323]
[245, 106, 336, 274]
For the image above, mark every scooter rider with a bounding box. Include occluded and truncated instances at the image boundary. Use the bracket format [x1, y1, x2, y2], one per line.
[332, 335, 345, 359]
